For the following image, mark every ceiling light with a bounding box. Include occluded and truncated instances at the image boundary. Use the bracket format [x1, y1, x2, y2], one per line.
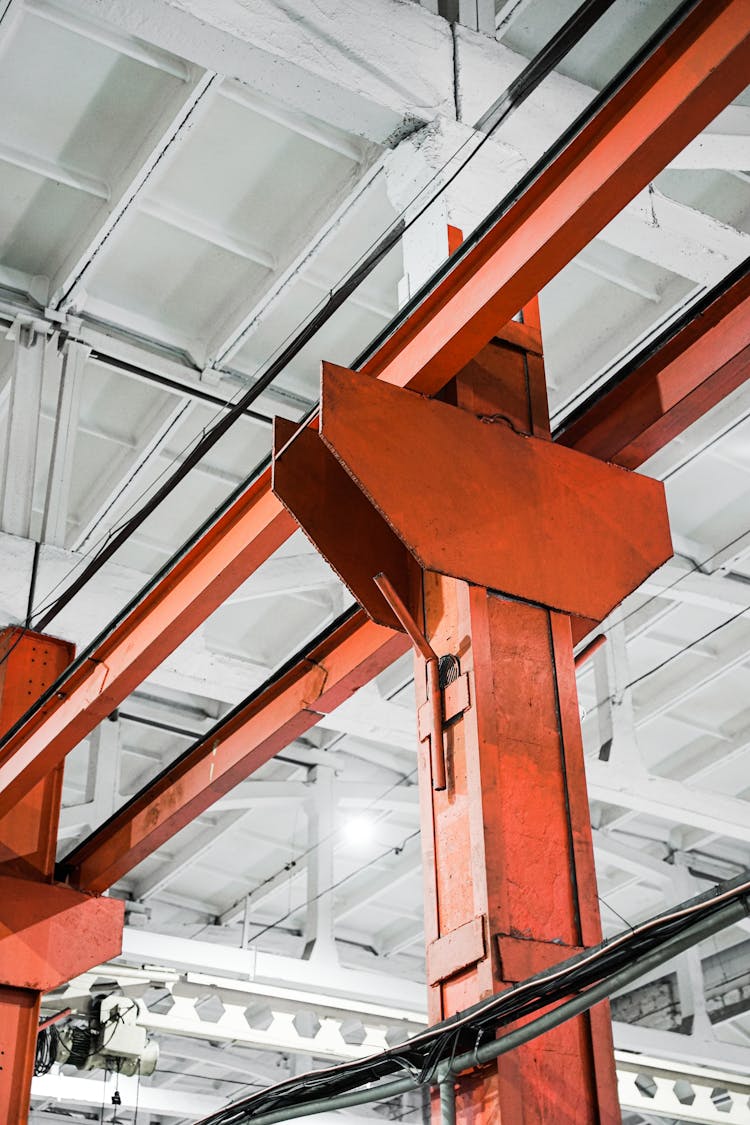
[341, 814, 375, 846]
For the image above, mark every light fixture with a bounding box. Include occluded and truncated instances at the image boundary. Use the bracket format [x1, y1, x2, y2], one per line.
[341, 814, 376, 846]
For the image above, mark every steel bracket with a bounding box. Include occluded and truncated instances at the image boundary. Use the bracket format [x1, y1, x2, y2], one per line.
[427, 916, 487, 985]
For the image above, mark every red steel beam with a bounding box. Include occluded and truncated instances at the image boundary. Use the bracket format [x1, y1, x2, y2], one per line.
[2, 0, 747, 820]
[364, 0, 750, 395]
[0, 475, 295, 815]
[64, 613, 408, 892]
[558, 265, 750, 468]
[63, 266, 750, 891]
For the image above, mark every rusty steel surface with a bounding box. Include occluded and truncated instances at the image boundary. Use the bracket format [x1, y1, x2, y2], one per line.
[558, 266, 750, 468]
[0, 629, 123, 1125]
[0, 630, 74, 881]
[273, 300, 626, 1121]
[574, 633, 607, 669]
[373, 573, 447, 790]
[69, 247, 749, 898]
[0, 473, 295, 818]
[316, 362, 672, 623]
[274, 418, 420, 632]
[363, 0, 750, 395]
[63, 613, 409, 893]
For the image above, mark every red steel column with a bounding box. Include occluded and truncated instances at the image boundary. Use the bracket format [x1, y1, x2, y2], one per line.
[417, 312, 620, 1123]
[0, 628, 123, 1124]
[0, 628, 72, 1122]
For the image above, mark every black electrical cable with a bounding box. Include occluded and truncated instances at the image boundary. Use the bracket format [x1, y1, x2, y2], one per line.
[265, 880, 743, 1104]
[116, 710, 317, 771]
[30, 221, 405, 637]
[245, 828, 421, 947]
[34, 1024, 59, 1076]
[0, 0, 708, 771]
[193, 874, 750, 1124]
[0, 0, 700, 766]
[0, 454, 269, 757]
[9, 0, 620, 648]
[38, 0, 619, 612]
[553, 253, 750, 439]
[87, 349, 275, 426]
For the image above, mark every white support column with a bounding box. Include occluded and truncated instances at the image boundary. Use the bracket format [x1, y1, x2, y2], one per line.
[458, 0, 496, 36]
[41, 337, 89, 547]
[87, 717, 122, 823]
[383, 122, 458, 308]
[0, 317, 50, 538]
[672, 858, 714, 1040]
[599, 620, 643, 774]
[384, 116, 528, 307]
[303, 765, 337, 964]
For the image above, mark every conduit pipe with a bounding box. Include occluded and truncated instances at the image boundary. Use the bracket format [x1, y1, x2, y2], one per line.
[216, 894, 750, 1125]
[439, 1080, 456, 1125]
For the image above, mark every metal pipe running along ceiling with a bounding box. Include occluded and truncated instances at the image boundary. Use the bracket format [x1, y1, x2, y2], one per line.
[193, 875, 750, 1124]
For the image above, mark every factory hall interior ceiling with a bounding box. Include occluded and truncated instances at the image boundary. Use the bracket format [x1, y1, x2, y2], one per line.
[1, 0, 750, 1121]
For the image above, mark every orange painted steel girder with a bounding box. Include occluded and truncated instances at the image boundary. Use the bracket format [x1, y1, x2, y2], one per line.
[271, 315, 641, 1122]
[64, 613, 409, 892]
[365, 0, 750, 396]
[0, 0, 747, 822]
[278, 361, 672, 624]
[559, 266, 750, 468]
[65, 251, 749, 899]
[0, 630, 123, 1124]
[0, 476, 296, 817]
[419, 583, 620, 1123]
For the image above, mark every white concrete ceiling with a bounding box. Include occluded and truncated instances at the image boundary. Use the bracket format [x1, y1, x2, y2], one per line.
[0, 0, 747, 1121]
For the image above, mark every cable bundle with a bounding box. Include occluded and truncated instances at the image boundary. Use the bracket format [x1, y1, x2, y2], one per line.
[195, 875, 750, 1124]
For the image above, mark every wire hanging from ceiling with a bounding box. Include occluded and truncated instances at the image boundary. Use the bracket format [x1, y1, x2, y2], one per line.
[0, 0, 720, 761]
[16, 0, 656, 639]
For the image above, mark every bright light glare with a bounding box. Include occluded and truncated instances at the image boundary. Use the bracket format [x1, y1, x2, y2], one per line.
[341, 815, 375, 846]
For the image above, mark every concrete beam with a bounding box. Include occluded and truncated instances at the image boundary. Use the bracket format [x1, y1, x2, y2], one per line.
[54, 0, 454, 144]
[31, 1071, 224, 1119]
[115, 926, 426, 1013]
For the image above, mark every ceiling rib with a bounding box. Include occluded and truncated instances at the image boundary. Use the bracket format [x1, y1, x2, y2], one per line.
[360, 0, 750, 394]
[49, 68, 217, 311]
